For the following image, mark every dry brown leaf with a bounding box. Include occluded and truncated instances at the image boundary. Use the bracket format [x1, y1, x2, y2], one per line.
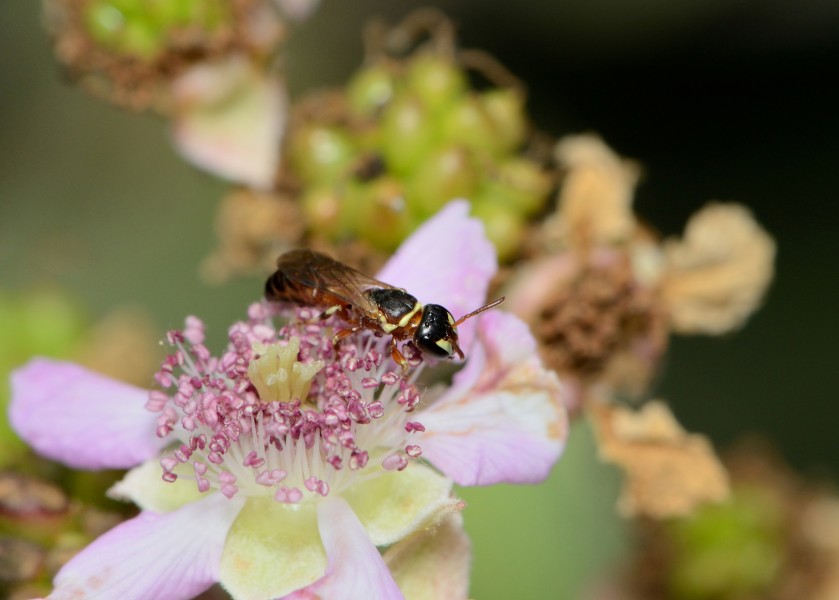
[662, 202, 775, 335]
[591, 400, 730, 518]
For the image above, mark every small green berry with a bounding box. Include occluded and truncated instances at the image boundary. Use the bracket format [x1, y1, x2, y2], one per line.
[289, 125, 358, 185]
[471, 200, 527, 261]
[407, 146, 478, 218]
[84, 1, 126, 46]
[347, 65, 396, 117]
[405, 54, 467, 113]
[119, 18, 164, 59]
[353, 177, 414, 251]
[480, 88, 528, 153]
[380, 94, 436, 176]
[667, 486, 784, 599]
[481, 158, 553, 217]
[439, 96, 504, 159]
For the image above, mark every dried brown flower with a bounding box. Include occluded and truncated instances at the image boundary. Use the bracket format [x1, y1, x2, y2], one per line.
[544, 134, 640, 249]
[662, 202, 776, 335]
[590, 401, 730, 519]
[533, 252, 665, 380]
[505, 134, 775, 416]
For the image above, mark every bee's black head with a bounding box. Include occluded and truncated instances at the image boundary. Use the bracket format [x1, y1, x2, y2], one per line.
[414, 304, 463, 359]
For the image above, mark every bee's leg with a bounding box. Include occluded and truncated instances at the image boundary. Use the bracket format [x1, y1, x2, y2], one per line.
[390, 339, 409, 373]
[318, 305, 343, 322]
[332, 326, 359, 347]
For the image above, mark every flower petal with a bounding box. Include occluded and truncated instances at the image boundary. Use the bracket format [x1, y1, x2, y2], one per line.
[171, 57, 287, 190]
[50, 493, 243, 600]
[343, 464, 459, 546]
[420, 311, 568, 486]
[10, 358, 163, 469]
[109, 459, 206, 513]
[219, 497, 326, 599]
[375, 201, 497, 349]
[287, 497, 404, 600]
[384, 514, 471, 600]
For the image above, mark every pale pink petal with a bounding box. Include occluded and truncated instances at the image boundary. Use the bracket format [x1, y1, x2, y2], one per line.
[375, 201, 497, 350]
[171, 56, 287, 190]
[384, 514, 471, 600]
[10, 358, 164, 470]
[49, 493, 244, 600]
[285, 497, 404, 600]
[419, 311, 567, 486]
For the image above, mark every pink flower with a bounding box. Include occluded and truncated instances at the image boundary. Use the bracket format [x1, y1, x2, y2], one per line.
[10, 202, 567, 600]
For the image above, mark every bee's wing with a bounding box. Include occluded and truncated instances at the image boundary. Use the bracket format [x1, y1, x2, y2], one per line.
[275, 250, 395, 314]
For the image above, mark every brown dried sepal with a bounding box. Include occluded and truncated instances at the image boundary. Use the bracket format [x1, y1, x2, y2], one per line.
[541, 134, 640, 251]
[662, 202, 776, 335]
[591, 400, 730, 519]
[44, 0, 285, 111]
[201, 188, 305, 283]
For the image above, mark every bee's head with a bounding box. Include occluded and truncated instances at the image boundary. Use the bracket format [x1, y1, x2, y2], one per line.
[414, 304, 464, 359]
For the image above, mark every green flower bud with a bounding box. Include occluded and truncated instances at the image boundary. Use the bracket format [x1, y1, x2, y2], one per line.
[84, 1, 126, 46]
[352, 177, 414, 251]
[480, 88, 528, 153]
[347, 65, 396, 117]
[668, 486, 784, 599]
[289, 125, 358, 185]
[439, 95, 504, 159]
[481, 158, 553, 217]
[380, 94, 436, 176]
[407, 146, 478, 218]
[405, 54, 467, 113]
[119, 17, 164, 59]
[471, 200, 527, 261]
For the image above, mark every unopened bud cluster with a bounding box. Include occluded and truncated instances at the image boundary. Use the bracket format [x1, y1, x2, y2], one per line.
[291, 52, 553, 260]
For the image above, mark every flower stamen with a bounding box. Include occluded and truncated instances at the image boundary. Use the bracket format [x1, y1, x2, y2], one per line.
[147, 305, 427, 503]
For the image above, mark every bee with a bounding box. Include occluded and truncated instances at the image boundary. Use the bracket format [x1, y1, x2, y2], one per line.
[264, 249, 504, 369]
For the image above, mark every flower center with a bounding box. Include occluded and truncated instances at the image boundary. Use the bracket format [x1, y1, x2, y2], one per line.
[247, 337, 324, 405]
[146, 304, 426, 503]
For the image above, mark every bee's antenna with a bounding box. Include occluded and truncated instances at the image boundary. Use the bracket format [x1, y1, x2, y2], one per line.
[453, 296, 505, 327]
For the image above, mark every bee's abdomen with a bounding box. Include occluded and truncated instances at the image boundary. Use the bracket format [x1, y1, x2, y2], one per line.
[264, 270, 330, 308]
[264, 270, 289, 301]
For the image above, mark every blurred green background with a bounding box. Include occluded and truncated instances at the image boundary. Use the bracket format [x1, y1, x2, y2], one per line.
[1, 0, 837, 597]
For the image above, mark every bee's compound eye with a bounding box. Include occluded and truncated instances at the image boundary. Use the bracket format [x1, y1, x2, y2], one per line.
[415, 305, 458, 357]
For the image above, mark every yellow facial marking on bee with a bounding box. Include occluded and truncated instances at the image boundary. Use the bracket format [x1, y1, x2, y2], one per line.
[435, 339, 453, 355]
[447, 312, 455, 326]
[381, 323, 398, 333]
